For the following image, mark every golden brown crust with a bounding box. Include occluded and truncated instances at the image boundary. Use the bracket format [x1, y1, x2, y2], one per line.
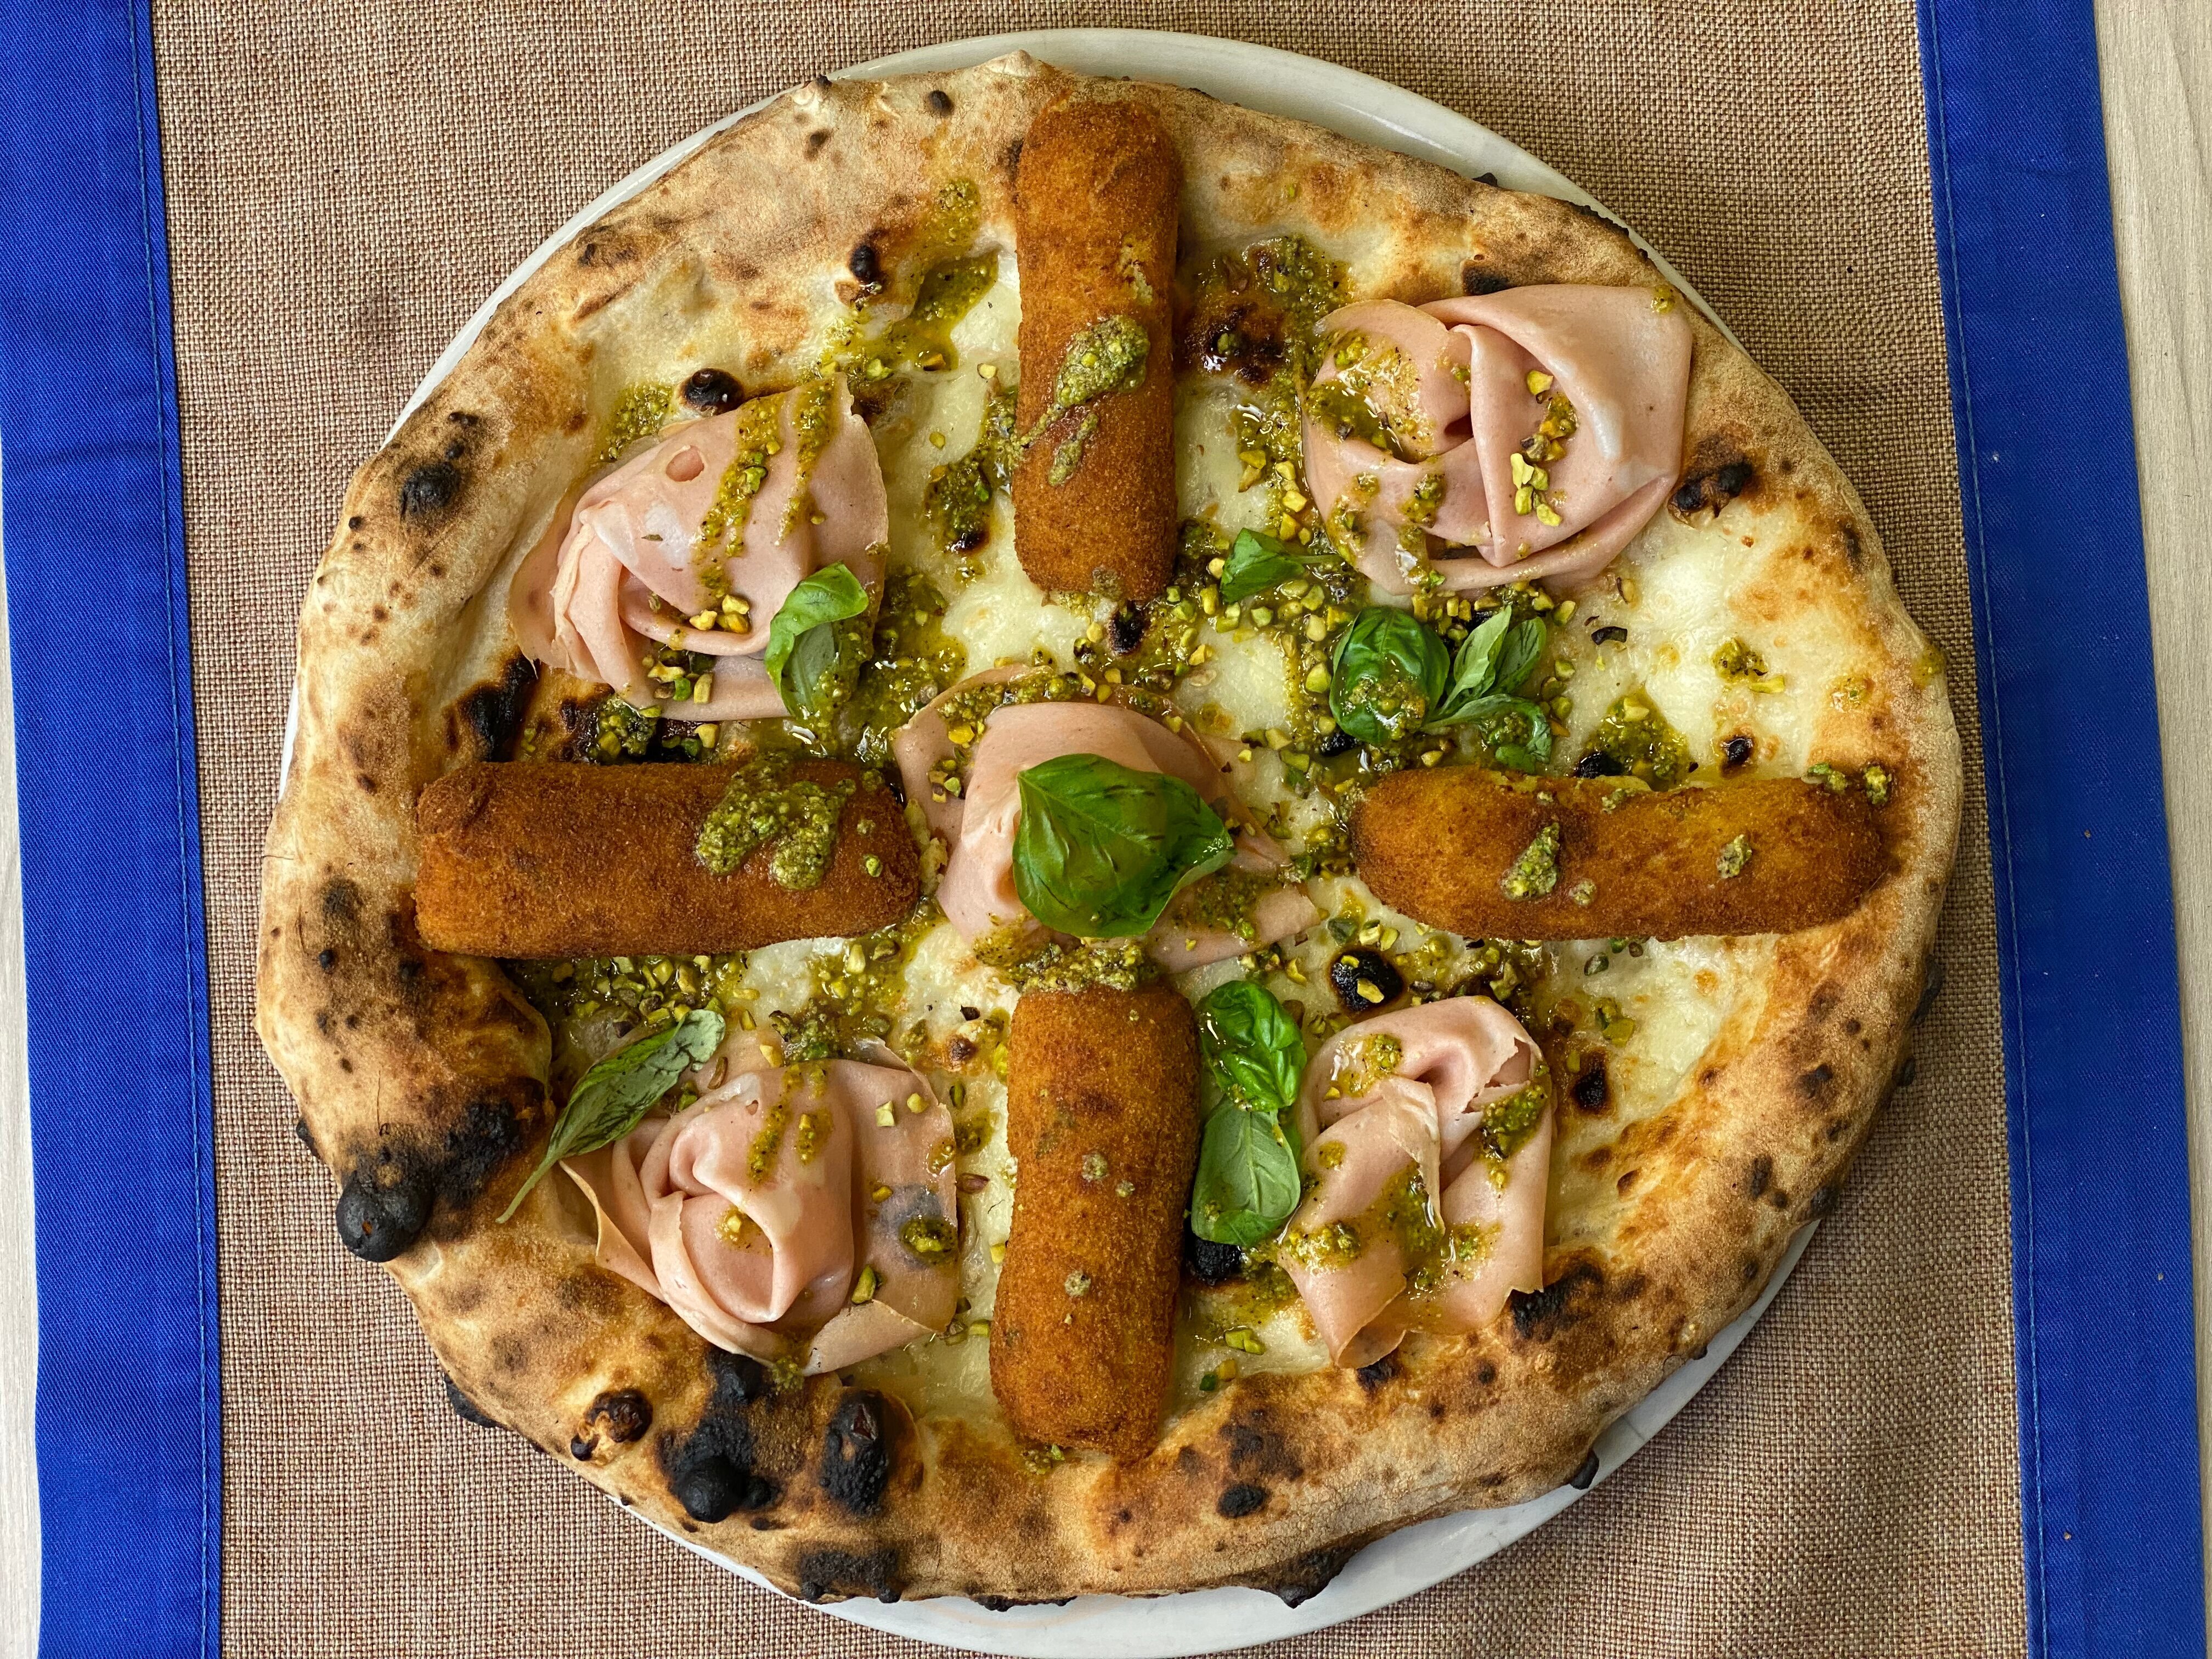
[255, 55, 1962, 1605]
[990, 983, 1200, 1460]
[1352, 769, 1887, 941]
[1010, 94, 1181, 599]
[414, 759, 916, 957]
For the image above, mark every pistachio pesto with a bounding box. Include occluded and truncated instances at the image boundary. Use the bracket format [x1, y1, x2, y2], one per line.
[695, 753, 855, 887]
[596, 381, 674, 464]
[1031, 314, 1148, 482]
[1502, 822, 1563, 900]
[874, 251, 1000, 374]
[1585, 691, 1692, 788]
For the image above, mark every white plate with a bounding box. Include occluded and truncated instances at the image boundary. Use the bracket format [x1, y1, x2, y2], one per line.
[386, 30, 1797, 1656]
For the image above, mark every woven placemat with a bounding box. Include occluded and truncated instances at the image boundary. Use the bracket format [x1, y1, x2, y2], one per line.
[155, 3, 2024, 1653]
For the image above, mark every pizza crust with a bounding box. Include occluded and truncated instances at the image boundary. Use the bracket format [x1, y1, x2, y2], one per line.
[256, 55, 1960, 1602]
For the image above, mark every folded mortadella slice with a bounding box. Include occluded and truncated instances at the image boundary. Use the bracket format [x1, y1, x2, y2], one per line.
[509, 375, 888, 719]
[891, 681, 1319, 966]
[559, 1053, 958, 1372]
[1301, 286, 1691, 595]
[1279, 997, 1551, 1367]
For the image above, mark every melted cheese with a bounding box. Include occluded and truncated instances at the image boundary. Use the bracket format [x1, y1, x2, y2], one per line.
[538, 268, 1829, 1429]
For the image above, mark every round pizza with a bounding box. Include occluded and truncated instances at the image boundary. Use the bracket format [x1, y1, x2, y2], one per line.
[256, 54, 1961, 1606]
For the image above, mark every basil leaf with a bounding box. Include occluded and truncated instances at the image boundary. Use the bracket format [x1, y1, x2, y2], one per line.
[1328, 607, 1449, 744]
[764, 565, 870, 718]
[1447, 693, 1555, 768]
[1198, 980, 1306, 1118]
[500, 1007, 726, 1221]
[1492, 616, 1549, 697]
[1013, 753, 1234, 938]
[1434, 605, 1514, 723]
[1191, 1105, 1302, 1246]
[1219, 528, 1323, 606]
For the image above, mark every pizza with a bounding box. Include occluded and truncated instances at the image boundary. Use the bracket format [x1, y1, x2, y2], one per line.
[255, 54, 1961, 1606]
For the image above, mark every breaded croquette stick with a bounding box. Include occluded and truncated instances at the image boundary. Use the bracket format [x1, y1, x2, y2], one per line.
[1352, 768, 1886, 941]
[1010, 95, 1181, 601]
[414, 758, 917, 958]
[990, 981, 1199, 1460]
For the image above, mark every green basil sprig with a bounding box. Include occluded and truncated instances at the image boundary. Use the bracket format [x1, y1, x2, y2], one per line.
[1329, 602, 1554, 768]
[1190, 980, 1307, 1247]
[1198, 979, 1306, 1117]
[1193, 1109, 1303, 1248]
[764, 564, 870, 720]
[499, 1007, 726, 1222]
[1217, 527, 1334, 607]
[1328, 607, 1448, 743]
[1012, 753, 1233, 938]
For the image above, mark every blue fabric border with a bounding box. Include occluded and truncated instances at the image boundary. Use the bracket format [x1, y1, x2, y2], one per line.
[0, 0, 222, 1655]
[1918, 3, 2203, 1655]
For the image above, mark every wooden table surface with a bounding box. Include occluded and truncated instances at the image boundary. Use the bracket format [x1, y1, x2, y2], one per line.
[0, 7, 2207, 1646]
[2097, 0, 2212, 1598]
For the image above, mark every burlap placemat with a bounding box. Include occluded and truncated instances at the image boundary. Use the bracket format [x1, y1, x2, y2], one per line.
[156, 3, 2024, 1652]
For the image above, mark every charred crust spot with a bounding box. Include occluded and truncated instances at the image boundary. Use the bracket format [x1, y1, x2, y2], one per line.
[1566, 1449, 1600, 1490]
[335, 1166, 429, 1261]
[1221, 1415, 1302, 1481]
[442, 439, 466, 462]
[1260, 1543, 1361, 1606]
[442, 1373, 499, 1427]
[1894, 1053, 1918, 1090]
[398, 460, 463, 521]
[821, 1390, 894, 1516]
[1354, 1352, 1398, 1392]
[292, 1115, 317, 1155]
[1748, 1154, 1773, 1199]
[433, 1093, 538, 1206]
[1808, 988, 1838, 1022]
[1807, 1184, 1836, 1216]
[453, 655, 538, 761]
[1669, 456, 1754, 524]
[1510, 1259, 1605, 1341]
[1743, 1255, 1763, 1282]
[1476, 1361, 1498, 1385]
[1721, 733, 1754, 773]
[1217, 1483, 1268, 1519]
[805, 128, 831, 156]
[1462, 264, 1511, 295]
[322, 878, 362, 924]
[849, 241, 885, 298]
[317, 948, 336, 973]
[1798, 1063, 1835, 1101]
[1184, 1228, 1244, 1286]
[1570, 1054, 1610, 1112]
[354, 772, 378, 793]
[1914, 956, 1946, 1022]
[680, 367, 744, 414]
[346, 515, 363, 530]
[1427, 1399, 1446, 1420]
[797, 1545, 901, 1603]
[658, 1347, 775, 1521]
[584, 1387, 653, 1447]
[926, 88, 953, 115]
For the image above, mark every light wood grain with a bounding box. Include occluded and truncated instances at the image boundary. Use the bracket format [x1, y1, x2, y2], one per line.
[2095, 0, 2212, 1602]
